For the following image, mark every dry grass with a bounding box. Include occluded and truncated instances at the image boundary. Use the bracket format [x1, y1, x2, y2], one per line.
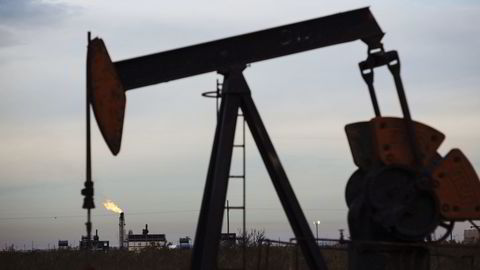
[0, 249, 191, 270]
[0, 244, 478, 270]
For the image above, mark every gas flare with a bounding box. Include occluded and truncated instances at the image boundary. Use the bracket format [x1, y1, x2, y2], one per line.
[103, 199, 123, 214]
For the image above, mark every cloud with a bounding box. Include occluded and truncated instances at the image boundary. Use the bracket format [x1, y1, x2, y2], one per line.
[0, 0, 71, 25]
[0, 26, 18, 47]
[0, 0, 79, 47]
[0, 0, 479, 247]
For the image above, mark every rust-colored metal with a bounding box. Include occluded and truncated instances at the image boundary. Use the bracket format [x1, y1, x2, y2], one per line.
[87, 38, 126, 155]
[345, 121, 377, 170]
[346, 117, 445, 170]
[345, 34, 480, 269]
[371, 117, 444, 168]
[432, 149, 480, 220]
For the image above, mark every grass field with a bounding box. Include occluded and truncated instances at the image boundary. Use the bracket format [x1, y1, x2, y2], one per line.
[0, 244, 479, 270]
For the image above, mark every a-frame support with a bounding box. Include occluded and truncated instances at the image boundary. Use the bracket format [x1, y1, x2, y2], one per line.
[191, 66, 327, 270]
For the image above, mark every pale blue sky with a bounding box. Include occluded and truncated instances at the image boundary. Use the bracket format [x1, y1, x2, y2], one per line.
[0, 0, 479, 249]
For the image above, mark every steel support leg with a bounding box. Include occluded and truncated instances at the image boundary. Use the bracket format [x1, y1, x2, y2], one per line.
[191, 74, 242, 270]
[192, 68, 327, 270]
[191, 111, 221, 267]
[240, 92, 328, 270]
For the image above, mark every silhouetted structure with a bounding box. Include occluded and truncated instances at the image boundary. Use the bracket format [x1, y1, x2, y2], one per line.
[127, 224, 167, 251]
[86, 6, 480, 270]
[58, 240, 69, 250]
[179, 237, 192, 249]
[119, 212, 126, 249]
[79, 230, 109, 251]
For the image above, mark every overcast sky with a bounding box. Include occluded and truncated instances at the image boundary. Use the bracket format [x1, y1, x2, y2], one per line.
[0, 0, 479, 249]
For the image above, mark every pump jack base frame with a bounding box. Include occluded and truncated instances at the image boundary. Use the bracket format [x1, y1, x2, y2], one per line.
[191, 66, 328, 270]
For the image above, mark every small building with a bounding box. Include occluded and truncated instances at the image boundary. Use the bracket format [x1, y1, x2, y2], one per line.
[58, 240, 69, 250]
[127, 224, 167, 251]
[464, 229, 479, 244]
[79, 230, 110, 251]
[179, 237, 192, 249]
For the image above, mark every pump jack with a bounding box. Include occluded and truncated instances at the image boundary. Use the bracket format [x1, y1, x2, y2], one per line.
[85, 7, 480, 270]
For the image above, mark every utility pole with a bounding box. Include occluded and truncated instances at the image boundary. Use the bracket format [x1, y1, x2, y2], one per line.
[226, 200, 230, 235]
[313, 221, 321, 244]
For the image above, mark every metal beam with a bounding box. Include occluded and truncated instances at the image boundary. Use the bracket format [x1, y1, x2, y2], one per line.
[114, 7, 383, 90]
[240, 87, 328, 270]
[191, 68, 328, 270]
[191, 70, 242, 269]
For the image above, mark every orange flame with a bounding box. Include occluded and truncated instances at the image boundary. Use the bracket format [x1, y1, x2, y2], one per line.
[103, 199, 123, 214]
